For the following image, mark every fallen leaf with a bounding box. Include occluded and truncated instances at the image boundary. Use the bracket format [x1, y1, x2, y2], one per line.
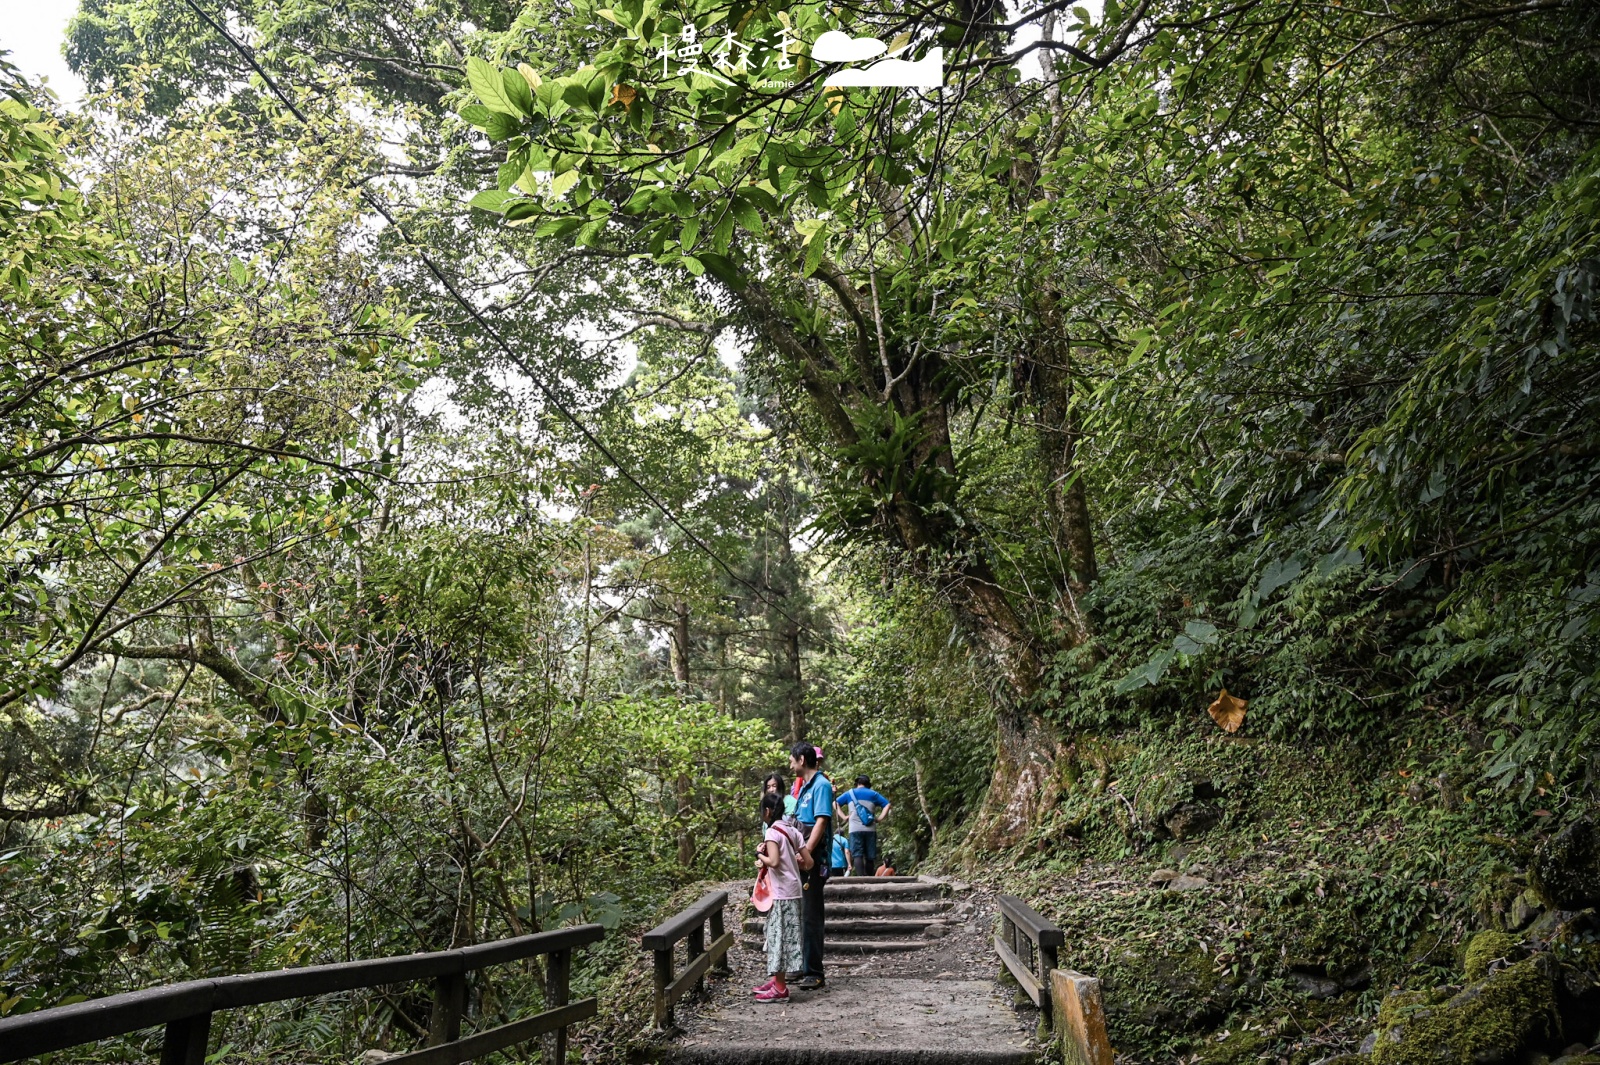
[1533, 809, 1552, 817]
[609, 83, 637, 107]
[1207, 689, 1247, 732]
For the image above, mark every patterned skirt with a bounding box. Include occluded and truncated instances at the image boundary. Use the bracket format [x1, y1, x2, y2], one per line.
[764, 896, 803, 975]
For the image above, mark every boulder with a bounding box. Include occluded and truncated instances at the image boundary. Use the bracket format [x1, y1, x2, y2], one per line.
[1531, 818, 1600, 911]
[1509, 894, 1540, 932]
[1105, 947, 1236, 1030]
[1463, 930, 1521, 980]
[1369, 959, 1560, 1065]
[1164, 802, 1223, 841]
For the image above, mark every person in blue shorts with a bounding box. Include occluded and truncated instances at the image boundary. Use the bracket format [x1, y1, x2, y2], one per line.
[835, 776, 890, 878]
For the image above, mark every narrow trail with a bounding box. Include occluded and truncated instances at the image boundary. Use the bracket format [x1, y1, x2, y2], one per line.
[662, 876, 1041, 1064]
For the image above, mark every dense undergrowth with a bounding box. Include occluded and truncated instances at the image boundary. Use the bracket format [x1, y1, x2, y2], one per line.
[979, 721, 1535, 1061]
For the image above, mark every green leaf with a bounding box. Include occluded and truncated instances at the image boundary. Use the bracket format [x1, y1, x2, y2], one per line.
[698, 252, 744, 288]
[731, 198, 764, 233]
[502, 69, 536, 117]
[801, 222, 827, 277]
[1255, 557, 1304, 602]
[1183, 620, 1218, 644]
[682, 255, 705, 276]
[1316, 545, 1363, 576]
[467, 58, 522, 117]
[496, 157, 527, 191]
[533, 215, 584, 237]
[1128, 329, 1153, 362]
[469, 190, 515, 213]
[482, 112, 522, 142]
[736, 185, 780, 214]
[549, 170, 580, 199]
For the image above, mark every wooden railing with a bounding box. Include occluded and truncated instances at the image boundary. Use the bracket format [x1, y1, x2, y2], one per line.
[0, 923, 604, 1065]
[995, 894, 1065, 1031]
[640, 890, 733, 1030]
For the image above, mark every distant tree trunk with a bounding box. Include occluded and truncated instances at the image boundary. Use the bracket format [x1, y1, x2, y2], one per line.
[774, 499, 806, 745]
[669, 599, 691, 687]
[715, 630, 731, 716]
[669, 599, 696, 868]
[782, 617, 804, 744]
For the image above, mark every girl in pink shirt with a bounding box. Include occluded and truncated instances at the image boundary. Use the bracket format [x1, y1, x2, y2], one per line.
[753, 792, 803, 1002]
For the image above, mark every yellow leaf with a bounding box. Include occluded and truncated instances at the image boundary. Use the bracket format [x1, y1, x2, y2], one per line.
[610, 83, 637, 108]
[517, 63, 542, 90]
[1207, 689, 1247, 733]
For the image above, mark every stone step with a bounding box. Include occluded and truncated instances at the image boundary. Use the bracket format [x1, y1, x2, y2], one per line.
[823, 880, 943, 899]
[738, 935, 929, 954]
[744, 917, 947, 936]
[826, 900, 952, 917]
[664, 1048, 1035, 1064]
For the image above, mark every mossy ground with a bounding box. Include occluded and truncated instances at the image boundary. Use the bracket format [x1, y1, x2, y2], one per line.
[944, 714, 1576, 1063]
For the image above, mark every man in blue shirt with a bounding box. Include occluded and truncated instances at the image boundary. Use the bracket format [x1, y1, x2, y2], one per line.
[835, 776, 891, 879]
[789, 741, 833, 990]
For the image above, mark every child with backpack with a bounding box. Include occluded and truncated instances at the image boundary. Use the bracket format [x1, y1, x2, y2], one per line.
[753, 792, 804, 1002]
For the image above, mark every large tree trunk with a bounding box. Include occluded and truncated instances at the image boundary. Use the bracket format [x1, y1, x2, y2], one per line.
[941, 559, 1064, 848]
[741, 264, 1075, 848]
[1026, 301, 1099, 645]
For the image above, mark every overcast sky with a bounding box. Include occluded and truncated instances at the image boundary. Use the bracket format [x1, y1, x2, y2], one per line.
[2, 1, 86, 104]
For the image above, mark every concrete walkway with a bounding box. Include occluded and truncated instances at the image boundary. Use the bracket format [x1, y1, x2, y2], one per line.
[661, 878, 1040, 1065]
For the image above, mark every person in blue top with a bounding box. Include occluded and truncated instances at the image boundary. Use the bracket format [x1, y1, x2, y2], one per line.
[830, 828, 852, 877]
[835, 776, 891, 879]
[788, 741, 833, 990]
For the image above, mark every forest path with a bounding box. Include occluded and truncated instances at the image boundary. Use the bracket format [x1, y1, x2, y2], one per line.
[661, 876, 1040, 1064]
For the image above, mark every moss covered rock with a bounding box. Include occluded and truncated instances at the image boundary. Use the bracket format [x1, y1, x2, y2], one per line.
[1104, 946, 1236, 1031]
[1463, 931, 1521, 981]
[1369, 959, 1559, 1065]
[1196, 1026, 1266, 1065]
[1530, 817, 1600, 911]
[1378, 987, 1452, 1025]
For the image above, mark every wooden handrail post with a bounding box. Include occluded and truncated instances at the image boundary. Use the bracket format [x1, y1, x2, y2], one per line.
[709, 906, 731, 976]
[651, 947, 674, 1030]
[542, 947, 571, 1065]
[160, 1012, 211, 1065]
[428, 972, 465, 1046]
[686, 923, 706, 996]
[1037, 940, 1057, 1034]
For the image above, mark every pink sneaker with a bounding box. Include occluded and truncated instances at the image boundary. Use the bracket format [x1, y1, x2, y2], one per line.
[750, 978, 775, 995]
[754, 985, 790, 1003]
